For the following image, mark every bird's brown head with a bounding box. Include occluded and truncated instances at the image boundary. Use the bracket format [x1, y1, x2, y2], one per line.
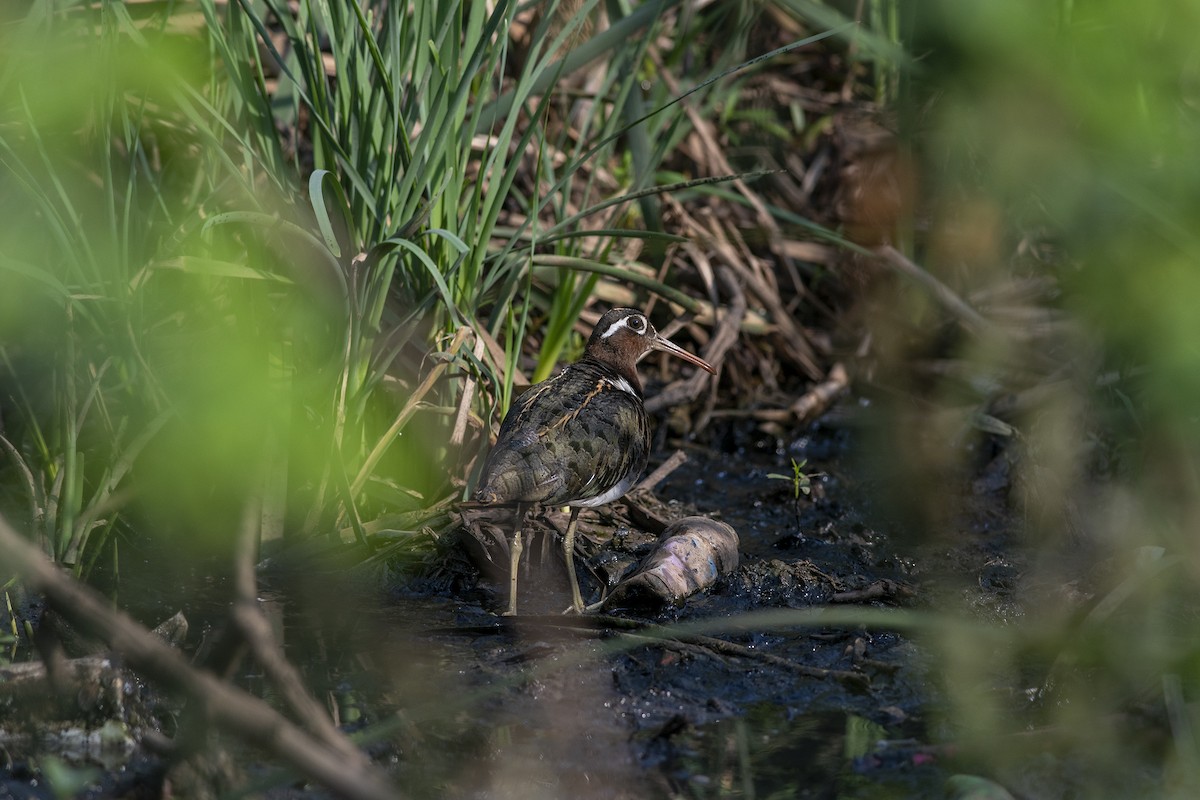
[585, 308, 715, 390]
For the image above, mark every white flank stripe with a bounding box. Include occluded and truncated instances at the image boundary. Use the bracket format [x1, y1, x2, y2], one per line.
[573, 475, 635, 508]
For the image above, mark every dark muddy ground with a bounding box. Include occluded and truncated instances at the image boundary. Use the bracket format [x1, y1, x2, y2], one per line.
[1, 405, 1029, 799]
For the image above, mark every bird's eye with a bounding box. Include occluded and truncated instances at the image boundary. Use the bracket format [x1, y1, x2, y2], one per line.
[630, 315, 645, 331]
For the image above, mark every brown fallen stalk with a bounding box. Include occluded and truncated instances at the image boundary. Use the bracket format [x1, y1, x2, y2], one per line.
[714, 362, 850, 425]
[645, 266, 746, 414]
[667, 631, 869, 690]
[830, 579, 915, 604]
[635, 449, 688, 494]
[517, 615, 869, 690]
[0, 513, 401, 800]
[874, 245, 995, 335]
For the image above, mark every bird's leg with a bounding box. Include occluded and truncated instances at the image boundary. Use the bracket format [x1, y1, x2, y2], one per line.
[538, 514, 555, 567]
[562, 506, 586, 614]
[504, 503, 527, 617]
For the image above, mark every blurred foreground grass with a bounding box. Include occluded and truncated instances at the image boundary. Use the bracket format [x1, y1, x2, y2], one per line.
[1, 0, 1199, 796]
[867, 0, 1200, 793]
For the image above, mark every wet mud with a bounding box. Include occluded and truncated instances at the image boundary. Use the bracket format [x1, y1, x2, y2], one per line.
[1, 408, 1027, 798]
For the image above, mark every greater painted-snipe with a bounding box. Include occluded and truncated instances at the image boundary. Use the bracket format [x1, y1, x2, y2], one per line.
[474, 308, 716, 614]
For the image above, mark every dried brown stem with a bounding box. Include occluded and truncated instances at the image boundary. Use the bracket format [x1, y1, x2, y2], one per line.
[662, 632, 869, 689]
[451, 330, 487, 446]
[353, 325, 473, 494]
[830, 579, 915, 604]
[646, 266, 746, 414]
[874, 245, 994, 334]
[711, 360, 850, 425]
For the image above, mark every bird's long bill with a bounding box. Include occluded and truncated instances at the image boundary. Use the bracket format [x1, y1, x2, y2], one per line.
[648, 333, 717, 374]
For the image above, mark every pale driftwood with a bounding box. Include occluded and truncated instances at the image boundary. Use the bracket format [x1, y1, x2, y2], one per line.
[790, 362, 850, 422]
[599, 516, 740, 611]
[0, 512, 402, 800]
[0, 610, 188, 718]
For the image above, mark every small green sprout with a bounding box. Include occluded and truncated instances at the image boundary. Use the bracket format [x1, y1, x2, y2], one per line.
[767, 458, 815, 501]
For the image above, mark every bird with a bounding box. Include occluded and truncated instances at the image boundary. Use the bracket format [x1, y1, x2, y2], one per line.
[473, 307, 716, 615]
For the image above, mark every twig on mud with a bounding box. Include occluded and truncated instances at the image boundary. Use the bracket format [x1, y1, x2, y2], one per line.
[0, 512, 402, 800]
[830, 579, 915, 604]
[659, 630, 870, 689]
[620, 493, 671, 534]
[846, 635, 903, 675]
[507, 614, 870, 689]
[636, 449, 688, 494]
[874, 245, 995, 334]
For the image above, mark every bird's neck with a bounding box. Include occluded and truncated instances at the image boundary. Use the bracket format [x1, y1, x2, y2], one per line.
[578, 353, 644, 397]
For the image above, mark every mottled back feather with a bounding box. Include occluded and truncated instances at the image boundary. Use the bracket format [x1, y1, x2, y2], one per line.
[473, 357, 650, 507]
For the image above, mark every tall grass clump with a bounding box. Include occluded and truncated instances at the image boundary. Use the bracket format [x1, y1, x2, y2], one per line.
[858, 0, 1200, 794]
[190, 0, 787, 547]
[1, 0, 839, 578]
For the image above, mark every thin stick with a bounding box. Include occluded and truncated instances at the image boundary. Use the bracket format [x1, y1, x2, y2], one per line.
[636, 450, 688, 494]
[726, 362, 850, 425]
[451, 330, 485, 447]
[505, 615, 869, 689]
[640, 631, 869, 689]
[353, 325, 472, 494]
[875, 245, 994, 334]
